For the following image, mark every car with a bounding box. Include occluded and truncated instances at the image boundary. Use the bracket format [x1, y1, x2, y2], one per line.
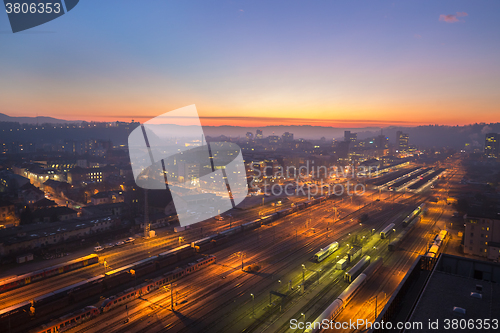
[115, 241, 125, 246]
[105, 243, 115, 249]
[215, 215, 224, 221]
[125, 237, 135, 243]
[94, 246, 104, 252]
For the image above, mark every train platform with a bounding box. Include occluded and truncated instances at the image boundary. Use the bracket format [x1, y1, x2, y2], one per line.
[263, 269, 345, 333]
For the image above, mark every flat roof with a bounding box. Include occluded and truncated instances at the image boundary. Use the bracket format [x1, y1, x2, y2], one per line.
[405, 255, 500, 332]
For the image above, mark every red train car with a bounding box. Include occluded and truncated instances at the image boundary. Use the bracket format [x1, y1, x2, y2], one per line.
[101, 255, 216, 313]
[33, 306, 100, 333]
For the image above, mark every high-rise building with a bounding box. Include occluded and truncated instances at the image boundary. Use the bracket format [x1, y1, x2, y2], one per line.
[375, 135, 389, 149]
[282, 132, 294, 142]
[256, 129, 263, 140]
[484, 133, 499, 158]
[396, 131, 409, 151]
[344, 130, 357, 142]
[268, 135, 280, 144]
[464, 212, 500, 260]
[246, 132, 254, 141]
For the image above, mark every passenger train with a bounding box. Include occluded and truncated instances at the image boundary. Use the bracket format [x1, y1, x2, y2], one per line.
[33, 256, 216, 333]
[304, 258, 383, 333]
[0, 254, 99, 294]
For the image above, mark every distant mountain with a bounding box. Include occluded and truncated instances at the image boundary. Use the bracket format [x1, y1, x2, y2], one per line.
[1, 112, 499, 149]
[0, 113, 81, 124]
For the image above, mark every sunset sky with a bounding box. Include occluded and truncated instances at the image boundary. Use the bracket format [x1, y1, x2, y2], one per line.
[0, 0, 499, 127]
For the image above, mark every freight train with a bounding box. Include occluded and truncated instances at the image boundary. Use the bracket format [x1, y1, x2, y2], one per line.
[425, 230, 447, 258]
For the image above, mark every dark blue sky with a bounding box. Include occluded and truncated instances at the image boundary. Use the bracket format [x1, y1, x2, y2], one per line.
[1, 0, 499, 127]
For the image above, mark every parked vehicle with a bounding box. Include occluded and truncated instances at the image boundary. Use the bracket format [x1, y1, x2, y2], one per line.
[93, 246, 104, 252]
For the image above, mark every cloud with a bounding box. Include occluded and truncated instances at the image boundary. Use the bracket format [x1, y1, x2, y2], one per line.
[439, 12, 468, 23]
[481, 125, 493, 134]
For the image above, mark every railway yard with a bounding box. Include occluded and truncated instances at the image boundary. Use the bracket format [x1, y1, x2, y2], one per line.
[0, 158, 463, 333]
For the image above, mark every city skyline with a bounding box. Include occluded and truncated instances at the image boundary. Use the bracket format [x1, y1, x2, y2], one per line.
[1, 1, 500, 127]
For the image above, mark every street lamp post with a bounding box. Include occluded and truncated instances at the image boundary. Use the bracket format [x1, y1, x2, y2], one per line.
[250, 293, 255, 316]
[240, 252, 245, 270]
[302, 264, 306, 285]
[170, 283, 174, 310]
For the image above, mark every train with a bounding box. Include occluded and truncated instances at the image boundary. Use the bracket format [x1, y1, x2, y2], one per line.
[344, 255, 370, 283]
[0, 244, 198, 332]
[425, 230, 447, 258]
[304, 258, 383, 333]
[347, 245, 362, 263]
[314, 241, 339, 262]
[0, 194, 335, 332]
[380, 223, 395, 239]
[402, 203, 425, 227]
[32, 255, 216, 333]
[388, 216, 420, 251]
[189, 195, 332, 254]
[0, 254, 99, 294]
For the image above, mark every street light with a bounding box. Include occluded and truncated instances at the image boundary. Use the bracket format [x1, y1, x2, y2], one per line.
[250, 293, 255, 316]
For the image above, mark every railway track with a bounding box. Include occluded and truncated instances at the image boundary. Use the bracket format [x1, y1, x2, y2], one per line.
[57, 190, 418, 333]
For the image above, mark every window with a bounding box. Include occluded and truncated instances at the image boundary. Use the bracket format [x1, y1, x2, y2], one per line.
[470, 240, 473, 244]
[470, 233, 474, 237]
[481, 234, 484, 238]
